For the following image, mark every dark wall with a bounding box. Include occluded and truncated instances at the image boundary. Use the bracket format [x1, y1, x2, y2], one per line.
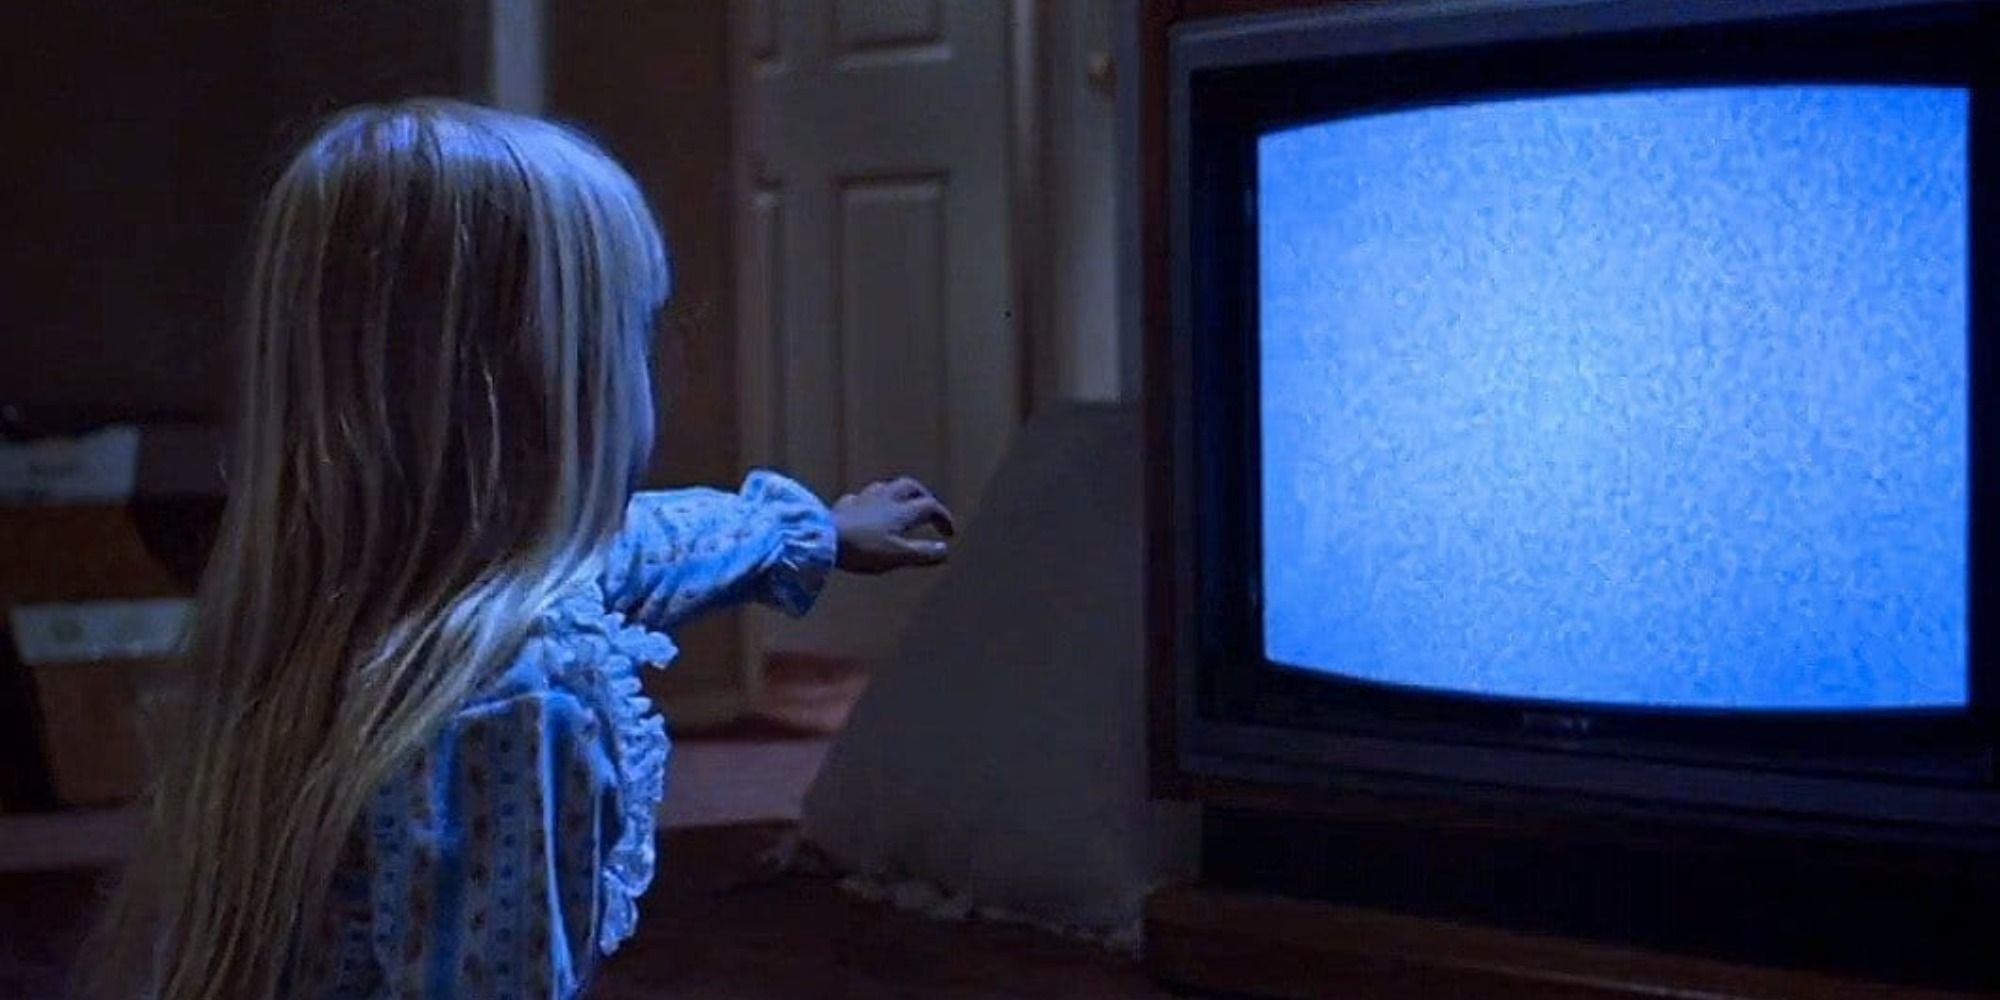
[547, 1, 738, 494]
[547, 1, 745, 705]
[2, 1, 477, 422]
[268, 1, 479, 142]
[4, 3, 271, 419]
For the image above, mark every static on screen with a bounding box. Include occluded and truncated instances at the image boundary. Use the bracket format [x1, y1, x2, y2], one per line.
[1257, 85, 1969, 709]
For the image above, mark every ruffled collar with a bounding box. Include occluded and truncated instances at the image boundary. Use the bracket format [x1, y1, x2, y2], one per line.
[537, 585, 677, 956]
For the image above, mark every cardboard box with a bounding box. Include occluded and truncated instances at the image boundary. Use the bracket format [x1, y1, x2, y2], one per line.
[10, 600, 190, 806]
[0, 422, 222, 810]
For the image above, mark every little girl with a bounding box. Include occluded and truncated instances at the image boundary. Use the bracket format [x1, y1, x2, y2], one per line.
[84, 100, 954, 999]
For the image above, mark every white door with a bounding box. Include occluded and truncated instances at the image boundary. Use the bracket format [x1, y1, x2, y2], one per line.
[732, 0, 1022, 680]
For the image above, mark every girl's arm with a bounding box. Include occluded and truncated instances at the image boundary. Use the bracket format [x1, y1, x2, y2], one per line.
[600, 470, 839, 633]
[353, 689, 616, 999]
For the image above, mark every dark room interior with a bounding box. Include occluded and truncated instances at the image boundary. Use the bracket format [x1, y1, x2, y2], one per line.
[5, 1, 1998, 998]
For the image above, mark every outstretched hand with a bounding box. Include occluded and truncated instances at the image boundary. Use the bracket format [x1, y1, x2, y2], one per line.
[832, 477, 958, 575]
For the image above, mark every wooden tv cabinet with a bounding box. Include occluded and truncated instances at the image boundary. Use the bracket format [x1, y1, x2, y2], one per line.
[1144, 883, 1990, 1000]
[1132, 1, 2000, 997]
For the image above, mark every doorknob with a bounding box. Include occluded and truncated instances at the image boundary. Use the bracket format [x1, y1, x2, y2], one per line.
[1086, 51, 1114, 95]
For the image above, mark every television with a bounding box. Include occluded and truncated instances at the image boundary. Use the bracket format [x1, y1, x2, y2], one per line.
[1156, 1, 2000, 979]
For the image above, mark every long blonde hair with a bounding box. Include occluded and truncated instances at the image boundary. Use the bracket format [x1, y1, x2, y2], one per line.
[82, 99, 669, 1000]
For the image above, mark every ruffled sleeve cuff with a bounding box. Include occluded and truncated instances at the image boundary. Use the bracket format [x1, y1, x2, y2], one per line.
[740, 470, 838, 618]
[601, 471, 838, 632]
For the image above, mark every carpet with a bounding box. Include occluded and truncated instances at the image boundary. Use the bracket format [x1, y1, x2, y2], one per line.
[0, 822, 1169, 999]
[0, 724, 1171, 998]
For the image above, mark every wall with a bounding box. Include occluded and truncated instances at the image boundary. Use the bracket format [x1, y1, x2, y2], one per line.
[547, 1, 746, 721]
[268, 3, 476, 129]
[3, 2, 273, 419]
[1040, 0, 1127, 404]
[2, 2, 483, 420]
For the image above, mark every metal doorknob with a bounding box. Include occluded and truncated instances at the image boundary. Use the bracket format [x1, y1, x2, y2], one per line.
[1086, 51, 1114, 94]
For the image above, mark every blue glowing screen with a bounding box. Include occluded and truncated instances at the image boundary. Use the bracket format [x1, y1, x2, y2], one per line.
[1257, 85, 1969, 710]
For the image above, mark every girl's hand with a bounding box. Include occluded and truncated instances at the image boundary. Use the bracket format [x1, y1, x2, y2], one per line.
[832, 477, 958, 575]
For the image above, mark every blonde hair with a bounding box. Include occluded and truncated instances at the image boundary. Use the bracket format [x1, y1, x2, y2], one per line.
[83, 99, 669, 999]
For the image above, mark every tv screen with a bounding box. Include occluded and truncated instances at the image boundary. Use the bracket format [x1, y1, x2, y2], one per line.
[1257, 84, 1971, 712]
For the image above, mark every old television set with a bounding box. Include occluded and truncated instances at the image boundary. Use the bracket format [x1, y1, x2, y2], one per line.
[1155, 0, 1998, 987]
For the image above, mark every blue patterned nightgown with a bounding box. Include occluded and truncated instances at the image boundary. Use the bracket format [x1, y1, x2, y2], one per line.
[308, 472, 835, 999]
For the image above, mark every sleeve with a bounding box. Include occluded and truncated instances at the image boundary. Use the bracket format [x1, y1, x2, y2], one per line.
[600, 469, 838, 631]
[360, 690, 617, 1000]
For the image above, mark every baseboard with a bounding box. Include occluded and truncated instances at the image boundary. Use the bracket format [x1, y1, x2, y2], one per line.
[0, 806, 137, 874]
[1143, 883, 1990, 1000]
[659, 688, 749, 732]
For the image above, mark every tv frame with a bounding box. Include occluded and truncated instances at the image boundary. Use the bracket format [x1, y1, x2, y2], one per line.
[1159, 0, 2000, 843]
